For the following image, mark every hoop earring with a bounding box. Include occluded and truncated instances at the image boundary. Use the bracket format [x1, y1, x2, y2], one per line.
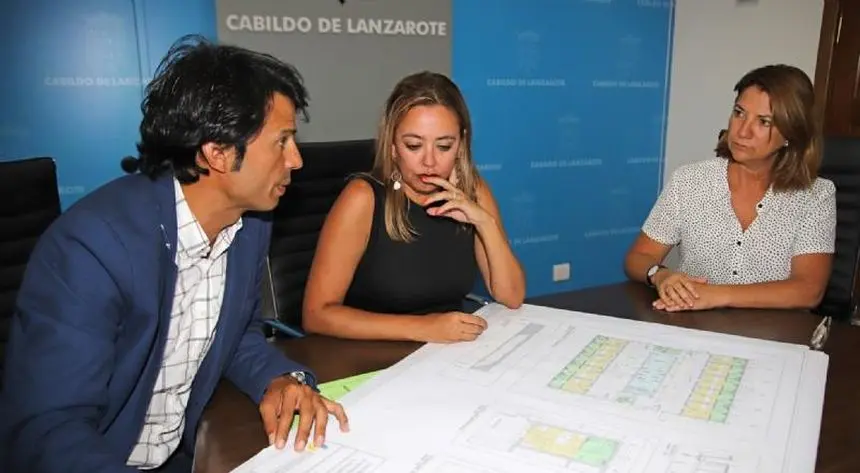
[390, 170, 402, 190]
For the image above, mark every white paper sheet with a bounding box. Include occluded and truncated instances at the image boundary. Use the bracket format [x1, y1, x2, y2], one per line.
[231, 303, 828, 473]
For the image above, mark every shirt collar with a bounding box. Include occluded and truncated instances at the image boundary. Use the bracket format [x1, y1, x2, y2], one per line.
[173, 178, 243, 260]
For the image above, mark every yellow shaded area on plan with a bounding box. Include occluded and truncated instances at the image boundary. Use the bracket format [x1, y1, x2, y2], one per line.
[521, 424, 618, 468]
[550, 335, 628, 395]
[523, 425, 587, 457]
[681, 355, 747, 423]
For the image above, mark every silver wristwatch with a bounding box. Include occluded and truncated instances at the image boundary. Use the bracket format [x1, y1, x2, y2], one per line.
[287, 370, 308, 385]
[646, 264, 666, 287]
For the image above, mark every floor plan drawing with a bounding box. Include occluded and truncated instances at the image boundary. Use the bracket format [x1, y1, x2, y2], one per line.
[545, 334, 753, 425]
[230, 304, 828, 473]
[410, 455, 499, 473]
[659, 444, 745, 473]
[447, 405, 649, 473]
[230, 442, 385, 473]
[435, 315, 567, 386]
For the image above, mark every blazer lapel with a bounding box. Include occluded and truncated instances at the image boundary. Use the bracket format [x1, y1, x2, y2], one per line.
[155, 175, 179, 333]
[121, 175, 178, 457]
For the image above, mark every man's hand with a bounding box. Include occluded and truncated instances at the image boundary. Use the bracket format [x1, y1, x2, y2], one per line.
[259, 375, 349, 451]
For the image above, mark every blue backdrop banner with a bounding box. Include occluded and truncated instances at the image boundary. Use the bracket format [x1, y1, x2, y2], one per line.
[0, 0, 674, 297]
[0, 0, 216, 209]
[453, 0, 674, 295]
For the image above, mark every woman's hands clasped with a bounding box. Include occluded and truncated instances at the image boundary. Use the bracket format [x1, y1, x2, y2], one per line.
[652, 270, 727, 312]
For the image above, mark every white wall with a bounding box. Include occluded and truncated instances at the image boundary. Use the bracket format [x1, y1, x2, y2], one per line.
[660, 0, 823, 267]
[663, 0, 824, 180]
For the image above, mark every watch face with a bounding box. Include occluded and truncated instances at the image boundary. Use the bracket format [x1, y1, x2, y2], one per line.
[290, 371, 306, 384]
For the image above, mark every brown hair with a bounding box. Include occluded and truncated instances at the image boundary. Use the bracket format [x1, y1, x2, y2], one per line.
[714, 64, 821, 191]
[371, 71, 480, 242]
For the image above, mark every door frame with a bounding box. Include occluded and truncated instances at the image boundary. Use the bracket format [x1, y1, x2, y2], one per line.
[815, 0, 842, 127]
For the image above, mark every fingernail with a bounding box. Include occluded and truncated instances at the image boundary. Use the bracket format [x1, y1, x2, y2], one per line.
[295, 440, 306, 451]
[315, 436, 324, 447]
[268, 433, 274, 445]
[276, 438, 285, 449]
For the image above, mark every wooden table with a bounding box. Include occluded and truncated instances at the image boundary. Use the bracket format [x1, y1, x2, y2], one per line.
[193, 282, 860, 473]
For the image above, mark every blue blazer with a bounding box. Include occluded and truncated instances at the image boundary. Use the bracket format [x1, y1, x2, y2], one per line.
[0, 174, 313, 473]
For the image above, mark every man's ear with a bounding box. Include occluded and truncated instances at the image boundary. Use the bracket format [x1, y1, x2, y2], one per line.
[199, 142, 233, 174]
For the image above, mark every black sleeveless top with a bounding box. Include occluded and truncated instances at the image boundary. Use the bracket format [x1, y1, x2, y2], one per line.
[343, 176, 479, 315]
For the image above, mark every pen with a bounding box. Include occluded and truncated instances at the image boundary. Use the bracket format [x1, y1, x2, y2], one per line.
[809, 315, 831, 351]
[465, 293, 490, 306]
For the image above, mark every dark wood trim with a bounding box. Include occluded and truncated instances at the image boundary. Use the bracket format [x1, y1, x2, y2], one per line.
[815, 0, 841, 128]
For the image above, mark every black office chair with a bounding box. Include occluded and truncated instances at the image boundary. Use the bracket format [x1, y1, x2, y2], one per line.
[262, 139, 377, 338]
[261, 139, 494, 338]
[0, 157, 62, 384]
[815, 136, 860, 322]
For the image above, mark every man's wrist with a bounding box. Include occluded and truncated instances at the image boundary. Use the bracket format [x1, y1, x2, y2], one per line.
[266, 371, 311, 393]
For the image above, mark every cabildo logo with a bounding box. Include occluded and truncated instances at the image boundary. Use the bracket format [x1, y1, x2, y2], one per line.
[583, 227, 640, 238]
[44, 77, 149, 87]
[511, 234, 560, 246]
[591, 80, 660, 89]
[508, 191, 537, 231]
[557, 115, 581, 153]
[627, 157, 660, 164]
[615, 35, 641, 78]
[486, 30, 566, 88]
[516, 31, 540, 75]
[530, 159, 602, 168]
[637, 0, 673, 7]
[44, 13, 147, 87]
[224, 14, 447, 36]
[476, 163, 503, 172]
[58, 185, 85, 196]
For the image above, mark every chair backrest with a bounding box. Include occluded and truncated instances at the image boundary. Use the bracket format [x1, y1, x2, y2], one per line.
[0, 157, 62, 382]
[816, 136, 860, 320]
[265, 139, 376, 330]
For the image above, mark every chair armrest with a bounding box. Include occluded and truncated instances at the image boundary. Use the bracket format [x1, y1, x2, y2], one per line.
[263, 319, 306, 338]
[261, 256, 306, 339]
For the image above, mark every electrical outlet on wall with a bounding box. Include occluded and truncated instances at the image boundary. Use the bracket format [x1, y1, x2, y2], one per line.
[552, 263, 570, 282]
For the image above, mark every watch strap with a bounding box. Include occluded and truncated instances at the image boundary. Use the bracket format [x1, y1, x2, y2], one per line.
[646, 264, 666, 287]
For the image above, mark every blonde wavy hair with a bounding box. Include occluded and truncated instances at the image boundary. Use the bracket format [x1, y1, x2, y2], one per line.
[371, 71, 480, 242]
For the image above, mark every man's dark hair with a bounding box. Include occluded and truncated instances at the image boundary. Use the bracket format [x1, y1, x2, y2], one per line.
[133, 35, 309, 183]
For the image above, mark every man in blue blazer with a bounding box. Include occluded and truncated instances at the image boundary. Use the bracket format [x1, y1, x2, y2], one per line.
[0, 36, 348, 473]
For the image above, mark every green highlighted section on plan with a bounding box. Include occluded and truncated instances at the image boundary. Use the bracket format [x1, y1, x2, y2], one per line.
[548, 335, 749, 424]
[681, 356, 748, 423]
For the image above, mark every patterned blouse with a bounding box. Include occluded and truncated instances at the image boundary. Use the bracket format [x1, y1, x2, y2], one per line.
[642, 158, 837, 285]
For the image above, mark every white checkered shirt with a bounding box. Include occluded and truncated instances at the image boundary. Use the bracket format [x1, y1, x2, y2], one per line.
[127, 179, 243, 468]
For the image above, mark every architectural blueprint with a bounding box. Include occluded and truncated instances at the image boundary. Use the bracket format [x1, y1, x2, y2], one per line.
[231, 303, 828, 473]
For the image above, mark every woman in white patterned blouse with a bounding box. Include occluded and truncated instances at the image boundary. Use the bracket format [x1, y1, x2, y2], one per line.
[624, 64, 836, 312]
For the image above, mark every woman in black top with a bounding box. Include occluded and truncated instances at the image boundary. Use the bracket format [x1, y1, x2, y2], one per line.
[302, 71, 526, 343]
